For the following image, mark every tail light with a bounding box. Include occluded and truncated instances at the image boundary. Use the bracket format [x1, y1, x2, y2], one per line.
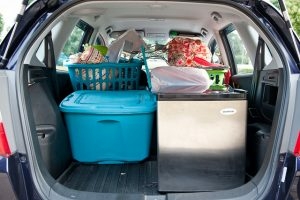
[293, 132, 300, 156]
[0, 120, 11, 157]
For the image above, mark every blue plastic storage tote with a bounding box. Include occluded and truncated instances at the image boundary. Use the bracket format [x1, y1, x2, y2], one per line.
[59, 90, 157, 164]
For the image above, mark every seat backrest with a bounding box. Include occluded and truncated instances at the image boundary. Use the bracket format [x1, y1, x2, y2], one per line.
[27, 65, 72, 178]
[248, 37, 280, 123]
[254, 69, 280, 122]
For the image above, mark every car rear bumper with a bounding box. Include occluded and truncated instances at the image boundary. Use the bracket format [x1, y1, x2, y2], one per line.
[0, 156, 17, 199]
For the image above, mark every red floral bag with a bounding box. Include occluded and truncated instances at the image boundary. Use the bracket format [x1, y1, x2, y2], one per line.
[167, 37, 212, 67]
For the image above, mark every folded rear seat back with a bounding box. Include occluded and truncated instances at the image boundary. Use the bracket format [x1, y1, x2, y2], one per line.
[246, 37, 281, 176]
[27, 65, 72, 178]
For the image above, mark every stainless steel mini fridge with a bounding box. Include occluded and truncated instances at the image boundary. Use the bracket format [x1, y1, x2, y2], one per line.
[157, 87, 247, 192]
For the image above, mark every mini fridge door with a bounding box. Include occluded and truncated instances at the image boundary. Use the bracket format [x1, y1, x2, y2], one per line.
[157, 91, 247, 192]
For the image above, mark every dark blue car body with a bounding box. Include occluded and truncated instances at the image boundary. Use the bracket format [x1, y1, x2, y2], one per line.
[0, 0, 300, 199]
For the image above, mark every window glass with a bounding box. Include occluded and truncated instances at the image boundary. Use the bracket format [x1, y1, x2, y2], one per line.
[264, 43, 273, 66]
[209, 40, 224, 65]
[142, 38, 169, 69]
[227, 30, 253, 74]
[57, 26, 84, 67]
[108, 32, 170, 70]
[108, 32, 213, 70]
[95, 33, 106, 46]
[56, 20, 94, 71]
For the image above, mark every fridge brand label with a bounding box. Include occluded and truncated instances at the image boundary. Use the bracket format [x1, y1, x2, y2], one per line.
[220, 108, 237, 115]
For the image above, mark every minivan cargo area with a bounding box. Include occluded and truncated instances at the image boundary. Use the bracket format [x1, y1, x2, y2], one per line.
[10, 1, 293, 199]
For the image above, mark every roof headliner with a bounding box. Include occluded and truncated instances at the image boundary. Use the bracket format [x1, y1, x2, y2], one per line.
[68, 1, 247, 41]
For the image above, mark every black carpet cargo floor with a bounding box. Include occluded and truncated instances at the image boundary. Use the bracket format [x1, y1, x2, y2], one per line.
[58, 161, 159, 195]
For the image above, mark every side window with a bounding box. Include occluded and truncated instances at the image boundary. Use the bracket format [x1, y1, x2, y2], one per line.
[209, 39, 223, 65]
[57, 20, 94, 68]
[225, 28, 254, 74]
[95, 33, 106, 46]
[223, 25, 273, 74]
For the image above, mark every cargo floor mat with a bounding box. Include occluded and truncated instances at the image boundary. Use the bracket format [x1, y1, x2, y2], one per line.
[58, 161, 159, 195]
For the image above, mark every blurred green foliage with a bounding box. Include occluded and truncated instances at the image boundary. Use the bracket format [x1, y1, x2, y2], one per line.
[0, 14, 3, 39]
[271, 0, 300, 36]
[0, 14, 4, 42]
[62, 26, 84, 56]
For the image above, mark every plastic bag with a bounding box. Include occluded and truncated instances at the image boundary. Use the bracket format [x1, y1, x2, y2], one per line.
[108, 29, 146, 62]
[151, 66, 213, 93]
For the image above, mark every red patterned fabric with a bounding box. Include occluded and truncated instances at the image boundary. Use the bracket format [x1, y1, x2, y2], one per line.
[167, 37, 212, 67]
